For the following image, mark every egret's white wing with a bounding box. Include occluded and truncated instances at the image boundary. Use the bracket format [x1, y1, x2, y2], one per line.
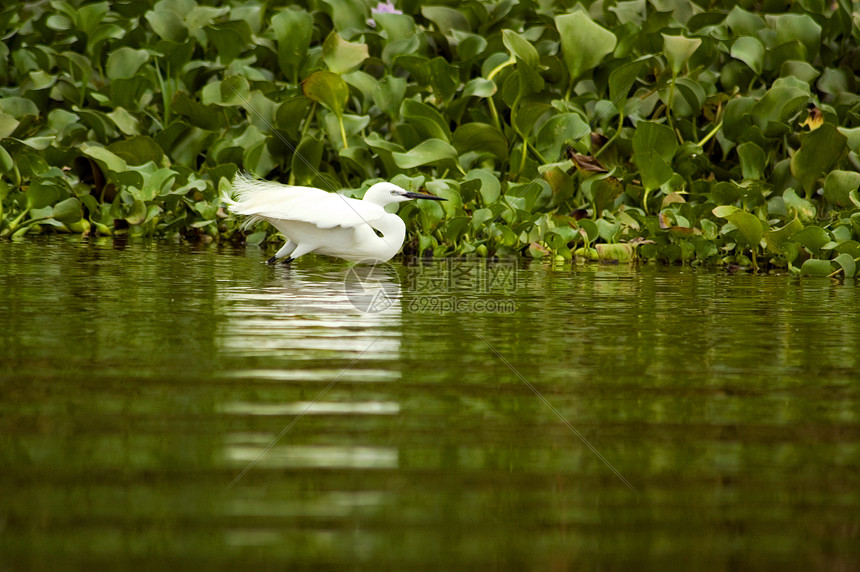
[226, 176, 385, 229]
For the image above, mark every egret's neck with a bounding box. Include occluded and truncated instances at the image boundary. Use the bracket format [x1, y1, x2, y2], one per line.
[373, 215, 407, 261]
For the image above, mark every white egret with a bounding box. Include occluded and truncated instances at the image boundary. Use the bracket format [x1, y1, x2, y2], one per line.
[224, 174, 446, 264]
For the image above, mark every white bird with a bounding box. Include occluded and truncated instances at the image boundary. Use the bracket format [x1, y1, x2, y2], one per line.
[223, 174, 446, 264]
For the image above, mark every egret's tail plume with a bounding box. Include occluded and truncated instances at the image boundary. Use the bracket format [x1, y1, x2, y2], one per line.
[224, 172, 271, 230]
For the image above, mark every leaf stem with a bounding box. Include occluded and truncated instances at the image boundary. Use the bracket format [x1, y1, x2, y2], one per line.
[666, 72, 679, 142]
[519, 140, 529, 174]
[827, 256, 860, 278]
[338, 115, 348, 149]
[487, 57, 515, 81]
[594, 112, 624, 159]
[300, 102, 316, 141]
[697, 120, 723, 147]
[488, 96, 501, 131]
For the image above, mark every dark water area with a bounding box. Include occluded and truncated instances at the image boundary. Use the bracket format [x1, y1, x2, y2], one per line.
[1, 237, 858, 569]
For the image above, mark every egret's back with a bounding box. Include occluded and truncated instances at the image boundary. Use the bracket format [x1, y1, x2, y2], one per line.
[225, 175, 385, 230]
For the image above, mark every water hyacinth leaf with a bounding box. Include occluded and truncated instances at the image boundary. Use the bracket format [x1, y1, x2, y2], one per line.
[554, 10, 617, 82]
[536, 113, 590, 160]
[713, 206, 764, 247]
[737, 142, 766, 180]
[394, 56, 458, 103]
[107, 107, 139, 136]
[28, 71, 57, 91]
[392, 139, 458, 169]
[0, 97, 40, 118]
[145, 8, 187, 42]
[590, 176, 623, 215]
[322, 33, 369, 74]
[725, 5, 764, 36]
[632, 121, 677, 191]
[751, 86, 809, 133]
[609, 57, 647, 105]
[780, 60, 819, 83]
[424, 58, 459, 103]
[321, 0, 368, 32]
[415, 196, 446, 227]
[52, 197, 82, 224]
[799, 258, 832, 276]
[23, 137, 55, 154]
[791, 225, 830, 252]
[0, 113, 19, 139]
[26, 181, 61, 210]
[462, 78, 496, 98]
[465, 170, 501, 204]
[421, 6, 470, 35]
[108, 136, 164, 166]
[302, 71, 349, 118]
[373, 76, 407, 118]
[515, 101, 553, 139]
[596, 243, 634, 262]
[834, 252, 856, 278]
[781, 241, 800, 268]
[272, 8, 313, 81]
[546, 226, 578, 247]
[671, 78, 705, 117]
[502, 29, 539, 69]
[770, 13, 822, 58]
[454, 31, 487, 61]
[373, 12, 415, 41]
[0, 145, 12, 173]
[401, 99, 451, 142]
[596, 219, 621, 242]
[730, 36, 764, 75]
[471, 208, 494, 230]
[835, 240, 860, 259]
[839, 126, 860, 153]
[105, 47, 149, 80]
[81, 144, 127, 174]
[524, 242, 549, 258]
[452, 123, 508, 162]
[782, 188, 817, 222]
[291, 134, 324, 185]
[578, 219, 599, 243]
[205, 21, 252, 64]
[823, 170, 860, 208]
[126, 199, 148, 225]
[790, 123, 847, 196]
[764, 217, 803, 253]
[663, 34, 701, 75]
[722, 96, 755, 142]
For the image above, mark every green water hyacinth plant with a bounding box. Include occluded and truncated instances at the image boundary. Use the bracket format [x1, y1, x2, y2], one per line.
[1, 1, 860, 278]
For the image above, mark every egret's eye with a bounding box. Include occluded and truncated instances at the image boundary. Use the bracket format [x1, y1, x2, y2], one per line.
[390, 190, 398, 195]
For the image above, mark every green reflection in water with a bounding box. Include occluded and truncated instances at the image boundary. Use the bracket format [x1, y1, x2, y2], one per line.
[0, 238, 858, 569]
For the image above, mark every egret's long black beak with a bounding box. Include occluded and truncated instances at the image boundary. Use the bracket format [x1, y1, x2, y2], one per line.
[403, 192, 446, 201]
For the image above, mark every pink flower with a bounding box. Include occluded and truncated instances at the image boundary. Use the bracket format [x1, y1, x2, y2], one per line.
[368, 1, 402, 27]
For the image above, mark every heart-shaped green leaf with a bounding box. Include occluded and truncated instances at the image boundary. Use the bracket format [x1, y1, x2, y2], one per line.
[302, 71, 349, 118]
[663, 34, 701, 76]
[452, 123, 508, 162]
[632, 122, 677, 191]
[322, 32, 369, 74]
[392, 139, 458, 169]
[790, 123, 847, 196]
[555, 10, 617, 82]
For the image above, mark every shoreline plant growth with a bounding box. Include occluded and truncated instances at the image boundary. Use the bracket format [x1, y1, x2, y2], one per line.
[1, 1, 859, 277]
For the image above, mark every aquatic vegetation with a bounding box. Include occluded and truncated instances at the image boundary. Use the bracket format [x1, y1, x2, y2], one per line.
[0, 1, 859, 277]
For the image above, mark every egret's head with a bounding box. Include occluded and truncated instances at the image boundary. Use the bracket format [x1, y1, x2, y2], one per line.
[363, 182, 446, 207]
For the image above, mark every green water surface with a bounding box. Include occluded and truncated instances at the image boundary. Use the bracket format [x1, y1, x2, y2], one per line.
[1, 238, 858, 569]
